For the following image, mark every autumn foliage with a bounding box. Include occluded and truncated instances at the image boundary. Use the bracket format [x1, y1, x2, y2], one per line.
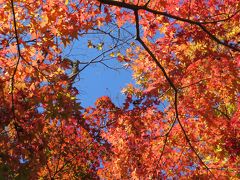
[0, 0, 240, 179]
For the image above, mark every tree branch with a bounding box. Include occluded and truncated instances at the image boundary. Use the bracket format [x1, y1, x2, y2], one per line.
[135, 9, 214, 177]
[98, 0, 240, 52]
[10, 0, 23, 136]
[134, 10, 177, 92]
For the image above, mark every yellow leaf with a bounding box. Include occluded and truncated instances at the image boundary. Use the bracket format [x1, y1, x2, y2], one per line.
[117, 51, 121, 57]
[65, 0, 69, 5]
[40, 13, 48, 27]
[97, 43, 104, 50]
[109, 52, 115, 57]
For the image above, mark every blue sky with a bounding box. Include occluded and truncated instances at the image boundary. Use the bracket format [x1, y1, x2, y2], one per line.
[76, 61, 133, 107]
[63, 33, 135, 107]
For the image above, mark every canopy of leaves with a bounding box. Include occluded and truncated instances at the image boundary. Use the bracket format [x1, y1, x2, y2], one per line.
[0, 0, 239, 179]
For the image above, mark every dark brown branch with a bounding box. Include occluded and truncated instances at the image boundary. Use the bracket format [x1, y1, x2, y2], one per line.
[144, 0, 151, 8]
[174, 91, 214, 177]
[96, 4, 232, 176]
[98, 0, 240, 52]
[134, 9, 215, 177]
[197, 23, 239, 51]
[10, 0, 22, 135]
[134, 10, 177, 92]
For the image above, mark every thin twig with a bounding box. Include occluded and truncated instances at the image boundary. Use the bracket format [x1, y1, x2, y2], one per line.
[79, 37, 133, 72]
[153, 118, 177, 178]
[213, 107, 230, 120]
[52, 141, 94, 177]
